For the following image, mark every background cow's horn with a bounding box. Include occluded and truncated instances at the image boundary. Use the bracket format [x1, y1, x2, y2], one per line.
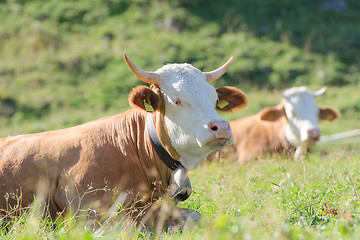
[204, 57, 234, 83]
[312, 86, 327, 97]
[124, 54, 160, 84]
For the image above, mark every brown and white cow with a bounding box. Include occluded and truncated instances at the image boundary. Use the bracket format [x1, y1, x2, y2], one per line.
[214, 86, 338, 164]
[0, 55, 247, 229]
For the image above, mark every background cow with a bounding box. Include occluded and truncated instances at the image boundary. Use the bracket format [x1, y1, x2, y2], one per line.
[0, 55, 247, 230]
[211, 86, 338, 164]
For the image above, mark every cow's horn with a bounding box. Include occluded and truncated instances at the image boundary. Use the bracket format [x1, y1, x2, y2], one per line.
[124, 54, 160, 84]
[312, 86, 327, 97]
[204, 57, 234, 83]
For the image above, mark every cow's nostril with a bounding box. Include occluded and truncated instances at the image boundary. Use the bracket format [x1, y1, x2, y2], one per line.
[308, 128, 320, 139]
[211, 126, 218, 131]
[208, 121, 230, 133]
[207, 120, 231, 140]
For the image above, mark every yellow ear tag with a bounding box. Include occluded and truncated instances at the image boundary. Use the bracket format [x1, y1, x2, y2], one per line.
[217, 99, 229, 109]
[144, 99, 154, 112]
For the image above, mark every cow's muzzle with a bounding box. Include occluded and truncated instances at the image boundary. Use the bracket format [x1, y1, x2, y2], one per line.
[207, 120, 231, 138]
[206, 120, 232, 149]
[206, 138, 231, 149]
[304, 128, 321, 145]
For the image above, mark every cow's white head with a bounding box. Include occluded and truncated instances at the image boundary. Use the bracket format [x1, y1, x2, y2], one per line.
[125, 54, 247, 169]
[259, 86, 338, 149]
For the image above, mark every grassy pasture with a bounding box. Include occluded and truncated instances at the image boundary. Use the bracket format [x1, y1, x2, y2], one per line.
[1, 0, 360, 238]
[178, 150, 360, 240]
[1, 147, 359, 239]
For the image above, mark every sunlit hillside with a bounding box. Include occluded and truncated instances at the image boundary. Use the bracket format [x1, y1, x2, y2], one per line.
[0, 0, 359, 136]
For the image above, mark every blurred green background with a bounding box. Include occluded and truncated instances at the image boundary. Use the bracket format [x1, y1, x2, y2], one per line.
[0, 0, 359, 137]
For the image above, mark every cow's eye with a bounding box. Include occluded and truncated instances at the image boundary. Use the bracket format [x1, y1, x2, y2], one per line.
[174, 99, 183, 106]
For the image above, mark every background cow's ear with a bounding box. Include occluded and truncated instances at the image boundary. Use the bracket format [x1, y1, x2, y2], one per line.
[129, 86, 160, 112]
[319, 106, 339, 122]
[216, 86, 248, 111]
[259, 105, 285, 121]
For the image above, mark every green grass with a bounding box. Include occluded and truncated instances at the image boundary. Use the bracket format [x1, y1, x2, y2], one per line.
[181, 150, 360, 239]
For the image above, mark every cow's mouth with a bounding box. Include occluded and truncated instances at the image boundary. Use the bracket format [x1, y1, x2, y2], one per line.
[306, 138, 319, 146]
[206, 138, 230, 149]
[305, 136, 320, 146]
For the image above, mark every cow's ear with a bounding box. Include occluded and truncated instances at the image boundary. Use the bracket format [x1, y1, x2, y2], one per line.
[216, 86, 247, 111]
[319, 106, 338, 122]
[259, 105, 285, 121]
[129, 86, 161, 112]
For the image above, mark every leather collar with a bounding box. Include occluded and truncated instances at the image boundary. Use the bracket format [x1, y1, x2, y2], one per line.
[146, 113, 183, 171]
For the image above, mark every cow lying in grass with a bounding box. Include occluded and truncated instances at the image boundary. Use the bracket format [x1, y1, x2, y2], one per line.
[210, 86, 338, 164]
[0, 55, 247, 231]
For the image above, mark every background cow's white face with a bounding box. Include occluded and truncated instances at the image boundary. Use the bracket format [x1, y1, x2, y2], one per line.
[156, 64, 233, 169]
[259, 86, 338, 159]
[281, 86, 325, 147]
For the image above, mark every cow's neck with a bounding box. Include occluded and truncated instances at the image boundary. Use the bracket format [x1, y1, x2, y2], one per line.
[282, 118, 298, 149]
[146, 111, 192, 202]
[284, 123, 311, 160]
[147, 113, 183, 170]
[152, 110, 181, 161]
[109, 109, 173, 188]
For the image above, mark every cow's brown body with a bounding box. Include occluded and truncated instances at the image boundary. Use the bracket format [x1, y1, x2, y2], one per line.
[0, 55, 248, 230]
[0, 108, 171, 220]
[229, 114, 291, 164]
